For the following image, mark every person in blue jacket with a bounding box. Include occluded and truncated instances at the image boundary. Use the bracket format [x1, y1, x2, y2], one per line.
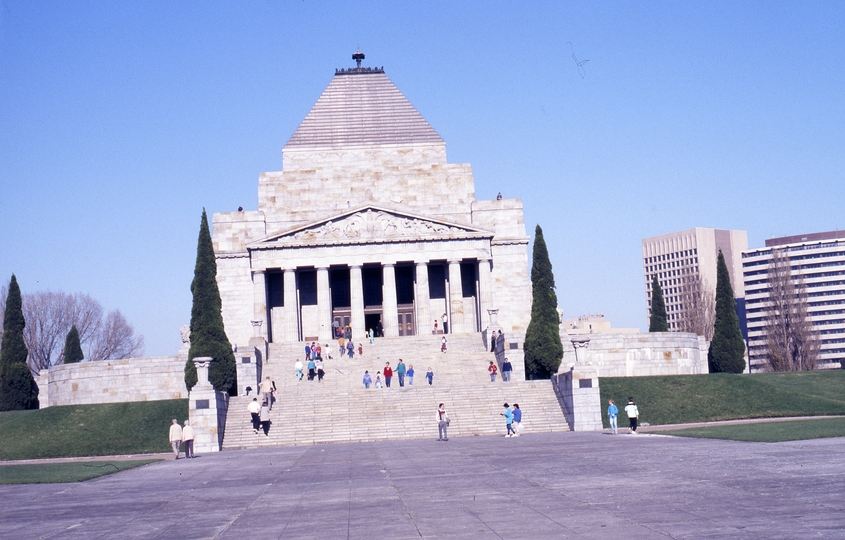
[512, 403, 522, 436]
[501, 403, 515, 437]
[607, 399, 618, 435]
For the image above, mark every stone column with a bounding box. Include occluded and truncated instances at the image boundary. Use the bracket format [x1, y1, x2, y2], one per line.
[316, 266, 332, 341]
[350, 265, 365, 339]
[251, 271, 267, 340]
[414, 261, 431, 336]
[283, 268, 299, 342]
[189, 357, 227, 453]
[477, 258, 493, 330]
[448, 259, 464, 334]
[382, 264, 399, 337]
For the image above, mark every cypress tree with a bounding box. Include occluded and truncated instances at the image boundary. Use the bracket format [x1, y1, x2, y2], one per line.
[648, 276, 668, 332]
[185, 209, 237, 394]
[523, 225, 563, 379]
[62, 325, 84, 364]
[0, 275, 39, 410]
[708, 250, 746, 373]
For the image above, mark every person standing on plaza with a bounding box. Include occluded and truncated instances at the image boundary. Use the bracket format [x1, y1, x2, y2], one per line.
[259, 401, 271, 436]
[501, 403, 515, 437]
[396, 359, 407, 387]
[363, 370, 372, 389]
[488, 361, 498, 382]
[383, 362, 393, 388]
[248, 397, 261, 434]
[501, 358, 512, 382]
[169, 419, 182, 459]
[407, 364, 415, 386]
[426, 367, 434, 385]
[259, 376, 274, 410]
[295, 359, 304, 381]
[437, 403, 450, 441]
[607, 399, 619, 435]
[182, 420, 195, 458]
[625, 397, 639, 434]
[512, 404, 522, 436]
[442, 313, 448, 334]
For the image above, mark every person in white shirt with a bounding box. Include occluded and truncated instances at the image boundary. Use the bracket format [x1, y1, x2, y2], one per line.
[624, 397, 639, 434]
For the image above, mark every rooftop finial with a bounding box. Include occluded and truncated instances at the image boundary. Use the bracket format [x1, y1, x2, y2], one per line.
[352, 47, 365, 69]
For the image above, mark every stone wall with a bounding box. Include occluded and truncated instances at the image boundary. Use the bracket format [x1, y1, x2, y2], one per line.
[559, 332, 710, 377]
[38, 356, 188, 408]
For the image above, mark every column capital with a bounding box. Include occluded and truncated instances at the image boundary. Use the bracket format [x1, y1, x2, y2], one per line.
[350, 264, 363, 269]
[414, 260, 429, 267]
[383, 262, 395, 268]
[315, 264, 330, 270]
[448, 259, 462, 265]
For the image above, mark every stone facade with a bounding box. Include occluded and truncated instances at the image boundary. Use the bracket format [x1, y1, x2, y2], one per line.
[38, 356, 187, 408]
[212, 61, 532, 359]
[559, 331, 710, 377]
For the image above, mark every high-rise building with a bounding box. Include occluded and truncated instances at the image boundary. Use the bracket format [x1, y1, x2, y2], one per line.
[743, 230, 845, 371]
[642, 228, 748, 332]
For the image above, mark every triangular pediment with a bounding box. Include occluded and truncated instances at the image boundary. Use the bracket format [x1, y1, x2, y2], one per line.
[249, 206, 492, 249]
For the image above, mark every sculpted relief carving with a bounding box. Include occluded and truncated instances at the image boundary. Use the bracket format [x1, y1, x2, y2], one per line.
[288, 210, 468, 243]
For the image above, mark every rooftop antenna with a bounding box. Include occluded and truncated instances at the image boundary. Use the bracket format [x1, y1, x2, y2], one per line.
[353, 47, 365, 69]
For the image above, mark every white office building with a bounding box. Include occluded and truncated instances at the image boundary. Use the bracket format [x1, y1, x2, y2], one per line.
[743, 231, 845, 371]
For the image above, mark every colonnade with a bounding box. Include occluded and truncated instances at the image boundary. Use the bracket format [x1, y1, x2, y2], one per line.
[253, 258, 493, 343]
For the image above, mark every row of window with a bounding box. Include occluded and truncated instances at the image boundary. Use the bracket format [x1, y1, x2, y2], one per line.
[745, 270, 845, 287]
[743, 249, 845, 267]
[744, 259, 845, 277]
[643, 249, 698, 265]
[742, 240, 845, 259]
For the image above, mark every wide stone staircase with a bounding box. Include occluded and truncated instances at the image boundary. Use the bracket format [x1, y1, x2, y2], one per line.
[222, 333, 570, 449]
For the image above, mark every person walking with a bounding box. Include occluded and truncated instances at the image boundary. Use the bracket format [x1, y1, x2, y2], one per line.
[259, 401, 271, 436]
[304, 343, 311, 362]
[501, 358, 512, 382]
[441, 336, 447, 353]
[169, 419, 182, 459]
[437, 403, 450, 441]
[490, 330, 497, 352]
[607, 399, 619, 435]
[307, 358, 316, 381]
[316, 359, 325, 382]
[407, 364, 415, 386]
[363, 370, 372, 389]
[488, 361, 498, 382]
[182, 420, 195, 458]
[375, 372, 383, 388]
[248, 397, 261, 434]
[501, 403, 516, 437]
[396, 359, 407, 387]
[347, 340, 355, 358]
[383, 362, 393, 388]
[625, 397, 639, 434]
[426, 367, 434, 386]
[369, 328, 375, 344]
[259, 376, 274, 410]
[295, 359, 304, 381]
[512, 404, 522, 436]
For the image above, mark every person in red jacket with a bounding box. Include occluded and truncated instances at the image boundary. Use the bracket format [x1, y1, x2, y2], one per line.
[383, 362, 394, 388]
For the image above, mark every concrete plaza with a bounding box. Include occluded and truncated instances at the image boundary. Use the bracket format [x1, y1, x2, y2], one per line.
[2, 431, 843, 539]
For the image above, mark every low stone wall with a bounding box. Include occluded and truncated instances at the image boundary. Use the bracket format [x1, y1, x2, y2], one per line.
[559, 332, 710, 377]
[38, 356, 188, 408]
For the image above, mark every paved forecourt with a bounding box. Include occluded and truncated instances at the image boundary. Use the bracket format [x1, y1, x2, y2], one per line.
[2, 431, 843, 539]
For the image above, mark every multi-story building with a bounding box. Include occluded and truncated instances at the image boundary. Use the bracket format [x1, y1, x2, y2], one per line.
[642, 228, 748, 332]
[743, 230, 845, 371]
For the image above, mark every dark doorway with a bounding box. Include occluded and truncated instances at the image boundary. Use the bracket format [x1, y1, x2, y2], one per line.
[395, 265, 415, 304]
[330, 267, 351, 309]
[428, 263, 447, 299]
[365, 313, 382, 337]
[362, 266, 383, 307]
[298, 270, 317, 305]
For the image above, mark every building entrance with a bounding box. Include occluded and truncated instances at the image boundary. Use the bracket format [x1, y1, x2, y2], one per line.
[364, 312, 383, 337]
[397, 306, 415, 336]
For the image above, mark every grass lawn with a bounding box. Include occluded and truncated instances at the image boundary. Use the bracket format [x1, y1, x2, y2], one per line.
[600, 370, 845, 427]
[0, 399, 188, 460]
[0, 459, 161, 484]
[660, 417, 845, 443]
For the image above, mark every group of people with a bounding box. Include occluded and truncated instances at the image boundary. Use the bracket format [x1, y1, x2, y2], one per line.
[501, 403, 523, 437]
[606, 397, 640, 434]
[432, 313, 448, 334]
[248, 397, 272, 435]
[487, 358, 513, 382]
[168, 418, 195, 459]
[363, 360, 435, 389]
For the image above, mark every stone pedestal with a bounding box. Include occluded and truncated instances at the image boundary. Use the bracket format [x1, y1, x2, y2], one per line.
[551, 337, 603, 431]
[188, 357, 228, 453]
[235, 330, 266, 397]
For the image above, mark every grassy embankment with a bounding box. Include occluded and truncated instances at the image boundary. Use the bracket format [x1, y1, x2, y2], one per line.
[0, 399, 188, 460]
[0, 460, 160, 484]
[599, 370, 845, 427]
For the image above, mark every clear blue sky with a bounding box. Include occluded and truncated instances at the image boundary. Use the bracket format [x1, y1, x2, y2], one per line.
[2, 2, 843, 356]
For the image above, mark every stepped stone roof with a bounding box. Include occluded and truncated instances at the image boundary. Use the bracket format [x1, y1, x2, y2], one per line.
[284, 68, 444, 149]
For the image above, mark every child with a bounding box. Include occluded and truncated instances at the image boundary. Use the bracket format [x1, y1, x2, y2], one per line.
[362, 370, 372, 389]
[441, 336, 447, 353]
[358, 343, 363, 356]
[426, 367, 434, 385]
[488, 361, 498, 382]
[375, 372, 383, 389]
[407, 364, 415, 386]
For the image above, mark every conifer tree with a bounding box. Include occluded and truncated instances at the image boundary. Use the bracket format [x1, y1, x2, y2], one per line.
[523, 225, 563, 379]
[0, 275, 39, 410]
[62, 325, 84, 364]
[648, 276, 668, 332]
[708, 250, 746, 373]
[185, 210, 237, 393]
